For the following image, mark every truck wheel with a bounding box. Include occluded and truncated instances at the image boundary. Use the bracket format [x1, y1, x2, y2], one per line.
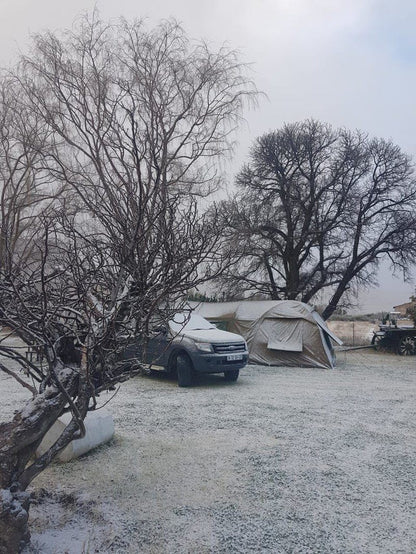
[224, 369, 239, 382]
[176, 353, 193, 387]
[398, 336, 416, 356]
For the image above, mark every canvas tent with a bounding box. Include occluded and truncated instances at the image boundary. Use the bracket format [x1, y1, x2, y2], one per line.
[191, 300, 342, 369]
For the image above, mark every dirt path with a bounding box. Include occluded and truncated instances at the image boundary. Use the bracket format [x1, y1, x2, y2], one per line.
[1, 350, 415, 553]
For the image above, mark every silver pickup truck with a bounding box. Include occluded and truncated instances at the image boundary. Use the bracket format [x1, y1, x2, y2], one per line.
[122, 312, 249, 387]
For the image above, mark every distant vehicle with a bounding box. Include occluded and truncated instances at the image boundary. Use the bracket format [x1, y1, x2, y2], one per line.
[122, 312, 249, 386]
[372, 312, 416, 356]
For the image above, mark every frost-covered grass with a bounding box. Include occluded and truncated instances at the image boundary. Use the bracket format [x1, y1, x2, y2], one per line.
[1, 349, 415, 553]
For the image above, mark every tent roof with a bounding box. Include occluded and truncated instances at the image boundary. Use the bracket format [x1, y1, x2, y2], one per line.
[191, 299, 314, 321]
[190, 299, 342, 346]
[239, 300, 313, 320]
[188, 300, 241, 319]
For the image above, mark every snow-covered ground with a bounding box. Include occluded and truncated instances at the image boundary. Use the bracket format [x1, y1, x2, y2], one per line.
[1, 349, 415, 553]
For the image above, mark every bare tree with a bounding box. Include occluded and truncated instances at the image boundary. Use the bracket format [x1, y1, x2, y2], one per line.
[0, 76, 64, 274]
[216, 120, 416, 318]
[0, 13, 255, 552]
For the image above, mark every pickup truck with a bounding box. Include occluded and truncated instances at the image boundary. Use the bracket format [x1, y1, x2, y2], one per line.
[122, 312, 249, 387]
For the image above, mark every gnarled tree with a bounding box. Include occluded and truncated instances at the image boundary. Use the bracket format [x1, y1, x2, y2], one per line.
[217, 120, 416, 318]
[0, 13, 255, 552]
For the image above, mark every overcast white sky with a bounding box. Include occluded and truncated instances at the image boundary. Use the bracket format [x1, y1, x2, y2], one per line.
[1, 0, 415, 312]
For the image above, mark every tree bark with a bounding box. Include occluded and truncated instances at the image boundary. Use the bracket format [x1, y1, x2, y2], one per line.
[321, 275, 352, 320]
[0, 365, 80, 553]
[0, 489, 30, 554]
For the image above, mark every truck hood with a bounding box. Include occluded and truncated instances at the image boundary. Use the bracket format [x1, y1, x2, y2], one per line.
[180, 329, 245, 343]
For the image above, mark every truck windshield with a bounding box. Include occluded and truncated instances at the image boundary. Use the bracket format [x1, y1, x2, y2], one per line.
[169, 313, 216, 333]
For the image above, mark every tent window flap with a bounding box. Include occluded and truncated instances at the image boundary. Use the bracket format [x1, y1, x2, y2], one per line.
[267, 338, 303, 352]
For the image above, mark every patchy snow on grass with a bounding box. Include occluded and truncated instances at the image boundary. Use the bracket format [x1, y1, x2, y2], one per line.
[1, 349, 415, 553]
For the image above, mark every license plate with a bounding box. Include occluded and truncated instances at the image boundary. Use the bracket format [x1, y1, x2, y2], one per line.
[227, 354, 243, 361]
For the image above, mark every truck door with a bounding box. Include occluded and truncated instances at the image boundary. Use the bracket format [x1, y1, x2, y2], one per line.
[146, 327, 170, 369]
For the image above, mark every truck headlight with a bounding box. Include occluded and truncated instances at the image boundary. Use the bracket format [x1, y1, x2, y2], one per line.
[194, 341, 213, 353]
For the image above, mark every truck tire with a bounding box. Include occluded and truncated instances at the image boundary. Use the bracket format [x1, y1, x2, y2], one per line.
[224, 369, 239, 382]
[176, 353, 193, 387]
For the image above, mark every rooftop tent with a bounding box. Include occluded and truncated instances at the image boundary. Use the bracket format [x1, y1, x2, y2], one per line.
[191, 300, 342, 369]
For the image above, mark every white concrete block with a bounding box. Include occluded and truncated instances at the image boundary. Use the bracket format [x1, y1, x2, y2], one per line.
[36, 410, 114, 462]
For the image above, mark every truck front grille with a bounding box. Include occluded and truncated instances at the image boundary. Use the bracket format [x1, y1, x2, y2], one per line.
[212, 342, 246, 354]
